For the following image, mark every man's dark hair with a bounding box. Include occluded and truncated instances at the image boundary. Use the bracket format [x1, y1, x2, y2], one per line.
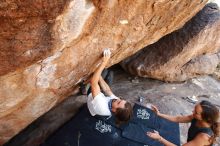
[115, 101, 133, 125]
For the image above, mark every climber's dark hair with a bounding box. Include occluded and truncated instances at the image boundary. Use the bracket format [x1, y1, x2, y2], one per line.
[115, 101, 133, 126]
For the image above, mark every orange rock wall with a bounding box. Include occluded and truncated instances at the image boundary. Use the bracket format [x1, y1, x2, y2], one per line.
[0, 0, 208, 144]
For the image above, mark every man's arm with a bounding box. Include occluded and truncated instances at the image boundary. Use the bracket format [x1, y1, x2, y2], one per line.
[91, 49, 111, 98]
[98, 76, 114, 97]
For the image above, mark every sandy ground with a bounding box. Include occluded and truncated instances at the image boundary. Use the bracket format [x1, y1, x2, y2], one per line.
[5, 66, 220, 146]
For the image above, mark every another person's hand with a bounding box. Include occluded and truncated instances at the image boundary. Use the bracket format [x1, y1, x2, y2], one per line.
[146, 130, 161, 141]
[151, 105, 160, 116]
[103, 48, 111, 63]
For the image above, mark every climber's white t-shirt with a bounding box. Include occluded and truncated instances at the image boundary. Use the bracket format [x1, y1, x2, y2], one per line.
[87, 92, 118, 116]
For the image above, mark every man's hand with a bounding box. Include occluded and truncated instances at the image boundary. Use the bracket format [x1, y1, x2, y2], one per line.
[102, 48, 111, 63]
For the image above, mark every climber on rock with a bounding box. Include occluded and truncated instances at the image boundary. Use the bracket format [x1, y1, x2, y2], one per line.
[87, 48, 133, 125]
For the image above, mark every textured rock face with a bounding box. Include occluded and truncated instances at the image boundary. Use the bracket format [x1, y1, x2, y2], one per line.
[0, 0, 69, 76]
[121, 3, 220, 82]
[0, 0, 208, 144]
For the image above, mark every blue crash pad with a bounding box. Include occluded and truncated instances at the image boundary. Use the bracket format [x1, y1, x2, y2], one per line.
[41, 105, 120, 146]
[41, 103, 180, 146]
[122, 104, 180, 146]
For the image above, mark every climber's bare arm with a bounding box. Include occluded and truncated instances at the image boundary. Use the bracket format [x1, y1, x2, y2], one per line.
[98, 76, 114, 97]
[91, 49, 111, 98]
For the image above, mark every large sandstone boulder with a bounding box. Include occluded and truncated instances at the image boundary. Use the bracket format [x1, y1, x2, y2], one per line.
[121, 3, 220, 82]
[0, 0, 208, 144]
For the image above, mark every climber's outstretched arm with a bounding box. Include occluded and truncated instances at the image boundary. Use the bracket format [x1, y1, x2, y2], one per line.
[90, 49, 111, 98]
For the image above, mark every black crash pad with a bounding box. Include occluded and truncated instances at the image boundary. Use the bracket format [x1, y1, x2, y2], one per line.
[41, 103, 180, 146]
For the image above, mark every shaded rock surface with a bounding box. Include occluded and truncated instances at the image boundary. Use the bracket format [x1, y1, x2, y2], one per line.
[4, 66, 220, 146]
[213, 62, 220, 79]
[121, 3, 220, 82]
[0, 0, 209, 144]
